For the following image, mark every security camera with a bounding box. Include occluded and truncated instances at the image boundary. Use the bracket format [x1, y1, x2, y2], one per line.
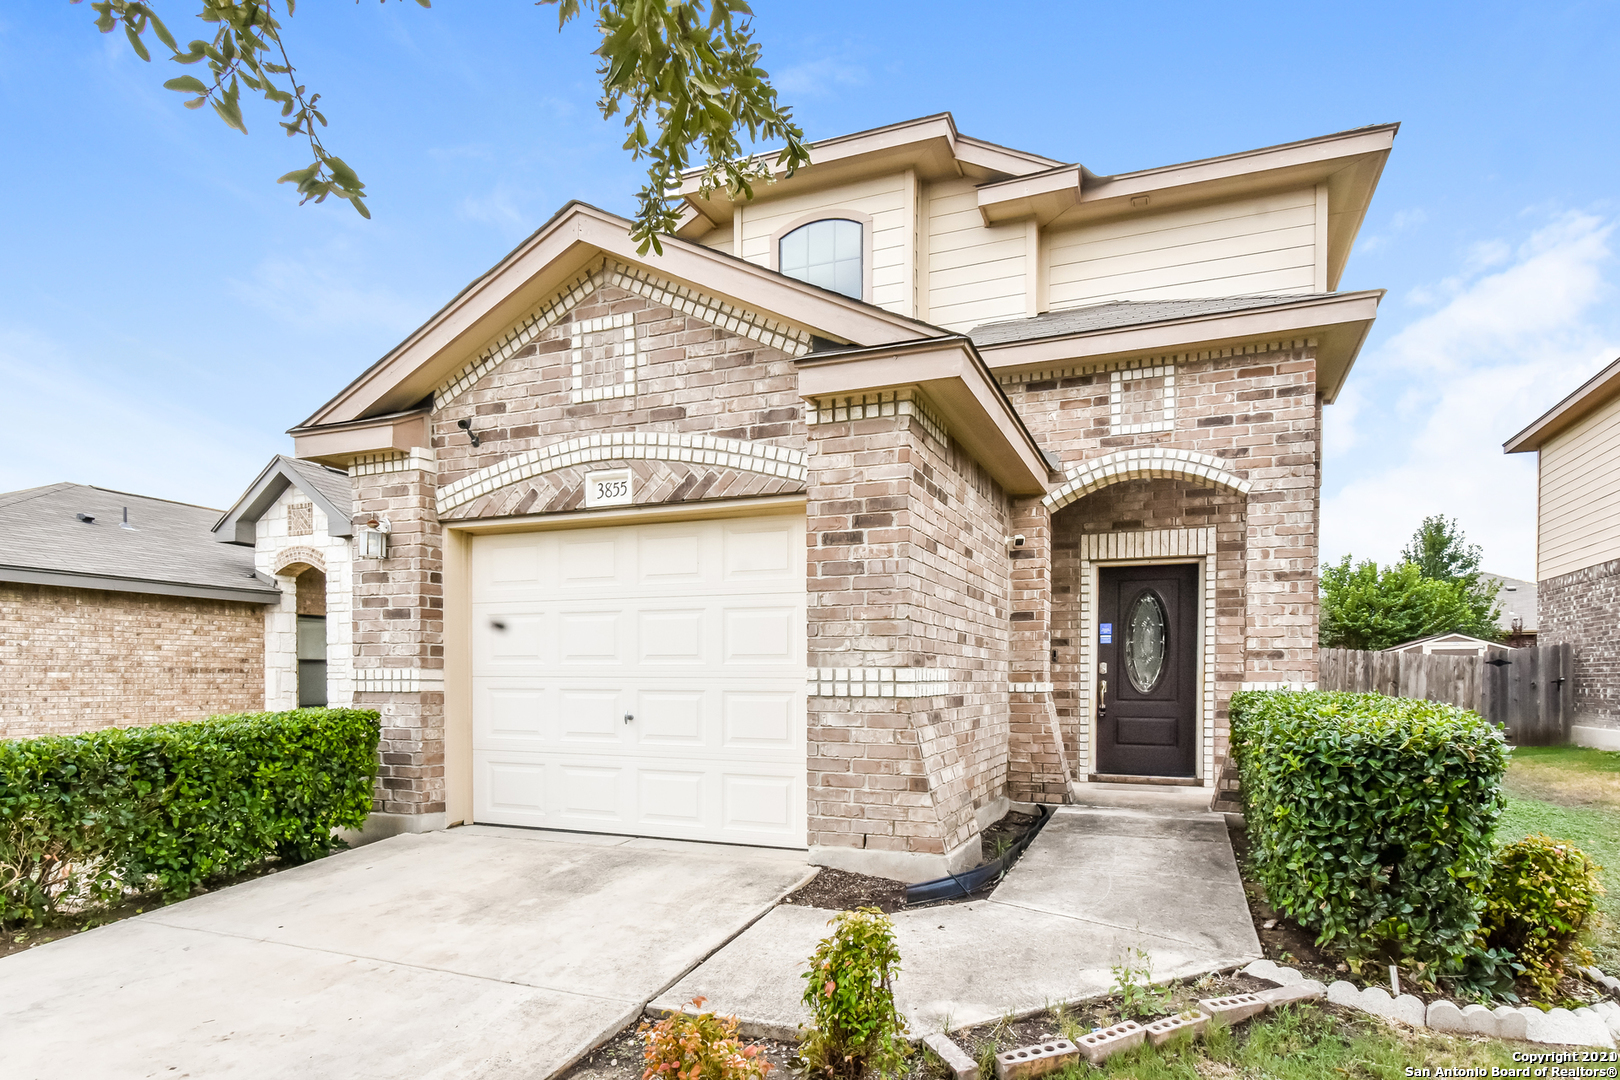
[1005, 534, 1026, 549]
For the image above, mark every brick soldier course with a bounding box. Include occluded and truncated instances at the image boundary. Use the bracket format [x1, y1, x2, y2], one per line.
[282, 119, 1391, 877]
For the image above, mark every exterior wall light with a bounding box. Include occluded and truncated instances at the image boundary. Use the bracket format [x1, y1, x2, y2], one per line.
[359, 516, 391, 559]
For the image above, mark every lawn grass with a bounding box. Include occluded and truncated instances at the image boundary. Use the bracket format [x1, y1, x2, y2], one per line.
[978, 1005, 1518, 1080]
[1499, 745, 1620, 971]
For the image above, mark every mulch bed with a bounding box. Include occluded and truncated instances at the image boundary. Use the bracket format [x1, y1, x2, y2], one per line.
[781, 809, 1047, 915]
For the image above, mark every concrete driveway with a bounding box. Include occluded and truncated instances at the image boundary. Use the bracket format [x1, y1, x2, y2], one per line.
[0, 825, 812, 1080]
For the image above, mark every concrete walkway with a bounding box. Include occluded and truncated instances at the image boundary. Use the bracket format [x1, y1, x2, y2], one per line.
[652, 804, 1261, 1037]
[0, 825, 812, 1080]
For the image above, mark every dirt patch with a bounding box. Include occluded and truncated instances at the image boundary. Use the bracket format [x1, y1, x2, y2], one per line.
[0, 857, 292, 960]
[1503, 745, 1620, 811]
[782, 868, 908, 913]
[978, 810, 1038, 861]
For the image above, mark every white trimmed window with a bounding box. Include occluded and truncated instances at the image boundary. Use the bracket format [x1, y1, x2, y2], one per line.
[778, 219, 862, 299]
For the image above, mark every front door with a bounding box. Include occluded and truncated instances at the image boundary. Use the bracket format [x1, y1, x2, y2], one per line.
[1096, 563, 1197, 777]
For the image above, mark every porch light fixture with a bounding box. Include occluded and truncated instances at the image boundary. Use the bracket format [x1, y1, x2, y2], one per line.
[359, 515, 391, 560]
[457, 418, 481, 448]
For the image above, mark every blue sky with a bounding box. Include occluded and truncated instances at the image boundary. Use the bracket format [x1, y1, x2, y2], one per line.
[2, 2, 1618, 580]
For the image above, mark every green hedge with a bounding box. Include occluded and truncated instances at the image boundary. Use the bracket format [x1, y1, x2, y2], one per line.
[1230, 690, 1508, 978]
[0, 707, 379, 924]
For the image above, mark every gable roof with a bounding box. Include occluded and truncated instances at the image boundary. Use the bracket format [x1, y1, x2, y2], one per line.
[213, 456, 355, 545]
[296, 202, 944, 432]
[0, 483, 280, 604]
[1382, 632, 1512, 654]
[1504, 354, 1620, 453]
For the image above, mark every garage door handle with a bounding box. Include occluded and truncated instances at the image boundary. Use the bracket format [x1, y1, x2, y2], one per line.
[624, 713, 634, 725]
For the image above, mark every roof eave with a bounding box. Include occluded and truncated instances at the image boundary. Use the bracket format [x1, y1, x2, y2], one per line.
[1504, 355, 1620, 453]
[213, 456, 355, 543]
[975, 291, 1384, 404]
[0, 564, 283, 605]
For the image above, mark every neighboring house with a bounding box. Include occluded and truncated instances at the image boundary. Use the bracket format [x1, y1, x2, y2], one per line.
[279, 113, 1394, 879]
[1481, 571, 1537, 646]
[0, 484, 280, 738]
[1382, 632, 1512, 658]
[213, 456, 358, 713]
[1506, 355, 1620, 751]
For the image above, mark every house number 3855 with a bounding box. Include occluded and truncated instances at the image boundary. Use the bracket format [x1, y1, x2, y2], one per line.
[585, 469, 634, 508]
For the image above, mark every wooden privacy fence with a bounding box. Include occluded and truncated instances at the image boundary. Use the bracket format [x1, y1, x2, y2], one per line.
[1318, 644, 1574, 745]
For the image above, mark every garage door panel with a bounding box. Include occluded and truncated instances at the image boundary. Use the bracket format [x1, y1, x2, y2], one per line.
[472, 515, 806, 847]
[638, 608, 708, 664]
[472, 750, 805, 843]
[558, 611, 625, 664]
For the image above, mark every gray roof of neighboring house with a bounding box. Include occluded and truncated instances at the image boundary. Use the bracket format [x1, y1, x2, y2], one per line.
[0, 483, 281, 604]
[1482, 572, 1537, 633]
[212, 456, 355, 546]
[967, 294, 1327, 347]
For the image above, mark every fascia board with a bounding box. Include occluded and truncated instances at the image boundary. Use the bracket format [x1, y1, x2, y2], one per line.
[976, 165, 1084, 225]
[1085, 126, 1397, 200]
[953, 134, 1065, 174]
[292, 412, 430, 467]
[299, 205, 932, 429]
[1504, 355, 1620, 453]
[977, 291, 1383, 403]
[797, 343, 1051, 494]
[0, 564, 282, 605]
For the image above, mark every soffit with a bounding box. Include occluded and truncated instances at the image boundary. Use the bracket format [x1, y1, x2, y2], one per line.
[796, 339, 1053, 495]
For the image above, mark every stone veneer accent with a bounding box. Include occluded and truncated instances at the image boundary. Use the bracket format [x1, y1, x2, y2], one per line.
[0, 582, 264, 738]
[1538, 556, 1620, 731]
[255, 484, 354, 710]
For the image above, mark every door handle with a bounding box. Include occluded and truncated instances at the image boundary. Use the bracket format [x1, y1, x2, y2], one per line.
[624, 713, 634, 725]
[1098, 679, 1107, 716]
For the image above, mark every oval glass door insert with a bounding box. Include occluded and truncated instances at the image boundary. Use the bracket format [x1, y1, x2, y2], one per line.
[1125, 590, 1168, 693]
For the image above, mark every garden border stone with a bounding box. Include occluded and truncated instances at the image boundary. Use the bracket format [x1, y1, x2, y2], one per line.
[1243, 960, 1615, 1048]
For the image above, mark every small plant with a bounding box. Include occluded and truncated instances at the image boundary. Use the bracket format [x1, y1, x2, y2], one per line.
[1482, 834, 1604, 1002]
[800, 906, 909, 1080]
[638, 998, 773, 1080]
[1109, 947, 1171, 1018]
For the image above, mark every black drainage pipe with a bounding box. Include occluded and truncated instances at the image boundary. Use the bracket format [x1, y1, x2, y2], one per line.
[904, 804, 1056, 906]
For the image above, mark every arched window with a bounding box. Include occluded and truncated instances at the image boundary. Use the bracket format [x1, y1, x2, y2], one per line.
[778, 218, 863, 299]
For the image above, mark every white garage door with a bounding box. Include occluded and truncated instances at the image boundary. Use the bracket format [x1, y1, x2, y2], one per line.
[470, 514, 807, 847]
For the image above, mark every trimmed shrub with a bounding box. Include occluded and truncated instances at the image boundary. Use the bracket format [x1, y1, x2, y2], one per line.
[800, 907, 908, 1080]
[0, 707, 379, 924]
[639, 998, 773, 1080]
[1230, 690, 1508, 979]
[1483, 834, 1604, 1001]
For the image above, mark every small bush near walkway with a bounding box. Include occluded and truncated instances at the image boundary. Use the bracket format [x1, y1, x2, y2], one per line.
[1230, 690, 1509, 986]
[1484, 833, 1605, 999]
[0, 707, 379, 924]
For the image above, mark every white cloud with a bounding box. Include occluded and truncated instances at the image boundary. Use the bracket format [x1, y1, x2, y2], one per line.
[1322, 211, 1620, 581]
[1358, 207, 1428, 254]
[225, 245, 422, 333]
[773, 57, 867, 97]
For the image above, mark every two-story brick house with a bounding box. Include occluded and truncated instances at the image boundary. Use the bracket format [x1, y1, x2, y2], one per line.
[280, 114, 1392, 880]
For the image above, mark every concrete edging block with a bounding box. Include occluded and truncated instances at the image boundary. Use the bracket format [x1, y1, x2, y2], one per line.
[1076, 1022, 1144, 1065]
[993, 1039, 1078, 1080]
[1144, 1011, 1209, 1046]
[1198, 993, 1267, 1025]
[922, 1033, 980, 1080]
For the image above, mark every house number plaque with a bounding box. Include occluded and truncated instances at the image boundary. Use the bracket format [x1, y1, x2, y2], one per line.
[585, 469, 634, 508]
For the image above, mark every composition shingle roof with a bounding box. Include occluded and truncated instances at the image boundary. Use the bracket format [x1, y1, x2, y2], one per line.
[967, 294, 1328, 347]
[0, 483, 280, 602]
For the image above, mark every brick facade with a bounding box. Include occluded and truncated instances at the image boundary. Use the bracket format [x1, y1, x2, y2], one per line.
[324, 272, 1331, 869]
[0, 582, 263, 738]
[1538, 557, 1620, 731]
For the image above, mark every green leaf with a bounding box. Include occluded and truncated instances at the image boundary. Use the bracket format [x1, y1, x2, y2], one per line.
[124, 22, 151, 63]
[162, 75, 209, 95]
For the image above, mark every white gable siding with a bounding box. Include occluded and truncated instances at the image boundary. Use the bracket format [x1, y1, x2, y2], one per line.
[925, 176, 1029, 331]
[735, 174, 911, 313]
[1045, 188, 1320, 308]
[1539, 392, 1620, 579]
